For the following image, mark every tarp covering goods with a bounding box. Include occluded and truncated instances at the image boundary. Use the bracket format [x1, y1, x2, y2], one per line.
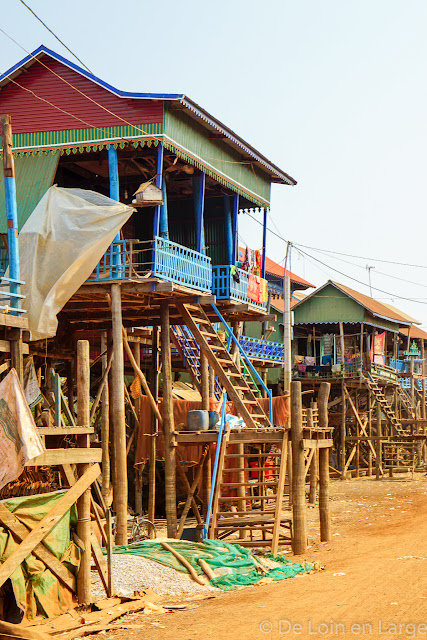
[17, 186, 134, 340]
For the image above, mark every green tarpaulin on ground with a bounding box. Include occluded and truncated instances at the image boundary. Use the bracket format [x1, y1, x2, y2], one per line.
[107, 539, 312, 591]
[0, 490, 81, 621]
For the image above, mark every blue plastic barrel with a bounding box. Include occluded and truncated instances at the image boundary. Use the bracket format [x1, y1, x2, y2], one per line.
[187, 410, 209, 431]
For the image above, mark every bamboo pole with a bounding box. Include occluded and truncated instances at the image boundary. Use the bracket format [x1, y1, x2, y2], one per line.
[317, 382, 331, 542]
[110, 284, 128, 545]
[160, 302, 177, 537]
[76, 340, 92, 604]
[100, 332, 111, 506]
[291, 381, 307, 555]
[148, 327, 159, 523]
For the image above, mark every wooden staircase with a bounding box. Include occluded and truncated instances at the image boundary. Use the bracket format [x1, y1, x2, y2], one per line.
[208, 427, 291, 553]
[395, 384, 417, 420]
[364, 374, 406, 436]
[177, 303, 271, 429]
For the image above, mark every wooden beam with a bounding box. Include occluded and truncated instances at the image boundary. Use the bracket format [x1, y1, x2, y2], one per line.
[0, 464, 100, 589]
[26, 449, 102, 466]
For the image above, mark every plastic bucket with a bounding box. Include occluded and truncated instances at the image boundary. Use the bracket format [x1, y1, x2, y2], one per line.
[208, 410, 220, 429]
[187, 410, 209, 431]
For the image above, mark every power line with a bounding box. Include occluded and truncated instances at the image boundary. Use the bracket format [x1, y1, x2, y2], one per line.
[293, 241, 427, 269]
[18, 0, 92, 73]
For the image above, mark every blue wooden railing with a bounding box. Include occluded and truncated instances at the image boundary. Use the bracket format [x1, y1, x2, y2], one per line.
[88, 237, 212, 293]
[153, 237, 212, 292]
[239, 335, 284, 362]
[0, 276, 26, 314]
[212, 265, 267, 310]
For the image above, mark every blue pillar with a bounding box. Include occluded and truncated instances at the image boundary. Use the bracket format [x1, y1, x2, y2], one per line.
[108, 146, 121, 274]
[193, 172, 206, 254]
[159, 178, 168, 239]
[232, 194, 239, 265]
[224, 196, 233, 265]
[261, 207, 267, 279]
[153, 143, 164, 238]
[4, 176, 20, 312]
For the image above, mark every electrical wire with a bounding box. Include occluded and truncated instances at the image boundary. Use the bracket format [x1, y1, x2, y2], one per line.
[18, 0, 92, 73]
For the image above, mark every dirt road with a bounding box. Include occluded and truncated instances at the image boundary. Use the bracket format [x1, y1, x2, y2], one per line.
[100, 475, 427, 640]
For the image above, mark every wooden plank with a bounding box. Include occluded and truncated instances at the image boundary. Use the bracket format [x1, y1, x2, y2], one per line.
[90, 531, 113, 596]
[0, 464, 100, 588]
[0, 339, 28, 354]
[37, 427, 94, 435]
[301, 439, 333, 449]
[26, 449, 102, 466]
[0, 503, 76, 592]
[0, 313, 28, 329]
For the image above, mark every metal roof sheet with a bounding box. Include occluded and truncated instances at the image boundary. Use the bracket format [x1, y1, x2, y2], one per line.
[0, 46, 296, 186]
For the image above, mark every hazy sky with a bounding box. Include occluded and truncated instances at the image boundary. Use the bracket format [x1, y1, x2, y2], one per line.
[2, 1, 427, 325]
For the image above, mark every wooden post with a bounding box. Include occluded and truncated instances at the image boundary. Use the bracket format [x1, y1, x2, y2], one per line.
[76, 340, 92, 604]
[307, 407, 317, 504]
[110, 284, 128, 545]
[355, 391, 360, 478]
[66, 360, 75, 422]
[148, 327, 159, 523]
[283, 274, 292, 395]
[367, 392, 372, 476]
[160, 301, 177, 537]
[422, 339, 426, 420]
[291, 381, 307, 555]
[132, 341, 143, 515]
[100, 331, 111, 506]
[340, 379, 346, 479]
[1, 115, 21, 315]
[200, 352, 209, 410]
[236, 442, 247, 539]
[287, 440, 293, 504]
[10, 329, 23, 384]
[317, 382, 331, 542]
[376, 402, 382, 481]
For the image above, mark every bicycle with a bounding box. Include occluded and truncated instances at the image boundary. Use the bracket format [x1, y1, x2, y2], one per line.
[111, 513, 157, 543]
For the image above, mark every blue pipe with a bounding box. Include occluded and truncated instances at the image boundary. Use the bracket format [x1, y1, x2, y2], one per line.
[224, 196, 233, 265]
[232, 194, 239, 265]
[211, 303, 273, 424]
[261, 207, 267, 279]
[203, 393, 227, 539]
[4, 176, 20, 313]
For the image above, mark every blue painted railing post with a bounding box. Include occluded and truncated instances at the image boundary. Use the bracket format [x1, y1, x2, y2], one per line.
[193, 172, 206, 254]
[108, 145, 121, 276]
[1, 115, 21, 314]
[232, 194, 239, 265]
[224, 196, 233, 265]
[261, 207, 267, 279]
[159, 178, 168, 239]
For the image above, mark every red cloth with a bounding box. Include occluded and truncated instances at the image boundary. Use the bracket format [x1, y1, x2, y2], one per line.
[135, 395, 289, 465]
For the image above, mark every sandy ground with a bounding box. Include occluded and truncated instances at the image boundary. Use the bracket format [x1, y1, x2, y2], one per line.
[92, 474, 427, 640]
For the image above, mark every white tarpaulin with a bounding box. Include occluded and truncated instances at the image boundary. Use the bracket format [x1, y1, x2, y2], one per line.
[18, 186, 134, 340]
[0, 369, 45, 490]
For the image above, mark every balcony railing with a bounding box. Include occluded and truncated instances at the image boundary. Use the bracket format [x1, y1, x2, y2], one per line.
[212, 265, 268, 310]
[239, 335, 284, 362]
[88, 237, 212, 293]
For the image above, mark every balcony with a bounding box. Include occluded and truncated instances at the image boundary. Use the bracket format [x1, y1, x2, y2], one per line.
[239, 335, 284, 363]
[88, 236, 212, 293]
[212, 265, 268, 310]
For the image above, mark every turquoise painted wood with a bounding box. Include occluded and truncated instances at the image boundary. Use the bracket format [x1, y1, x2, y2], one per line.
[153, 237, 211, 291]
[212, 265, 267, 310]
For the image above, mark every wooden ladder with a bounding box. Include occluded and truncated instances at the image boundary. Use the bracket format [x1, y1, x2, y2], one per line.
[364, 375, 406, 436]
[208, 429, 290, 553]
[177, 303, 271, 429]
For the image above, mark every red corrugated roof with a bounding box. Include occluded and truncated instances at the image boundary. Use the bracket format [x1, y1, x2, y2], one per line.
[399, 326, 427, 340]
[237, 248, 314, 289]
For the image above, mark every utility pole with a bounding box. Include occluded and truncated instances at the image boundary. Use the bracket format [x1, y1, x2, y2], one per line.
[366, 265, 375, 297]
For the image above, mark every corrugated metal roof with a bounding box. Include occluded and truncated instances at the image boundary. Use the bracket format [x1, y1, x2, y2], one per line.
[0, 151, 59, 232]
[399, 326, 427, 340]
[292, 280, 418, 327]
[0, 46, 296, 187]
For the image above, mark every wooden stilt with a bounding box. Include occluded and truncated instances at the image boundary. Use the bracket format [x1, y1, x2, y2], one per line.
[376, 402, 382, 481]
[200, 353, 211, 518]
[340, 378, 346, 479]
[160, 302, 177, 537]
[100, 331, 111, 506]
[200, 351, 209, 411]
[291, 381, 307, 555]
[110, 284, 128, 545]
[66, 360, 75, 422]
[10, 329, 23, 385]
[318, 382, 331, 542]
[132, 341, 143, 515]
[367, 391, 372, 476]
[76, 339, 92, 604]
[287, 440, 293, 504]
[236, 442, 247, 539]
[148, 327, 159, 523]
